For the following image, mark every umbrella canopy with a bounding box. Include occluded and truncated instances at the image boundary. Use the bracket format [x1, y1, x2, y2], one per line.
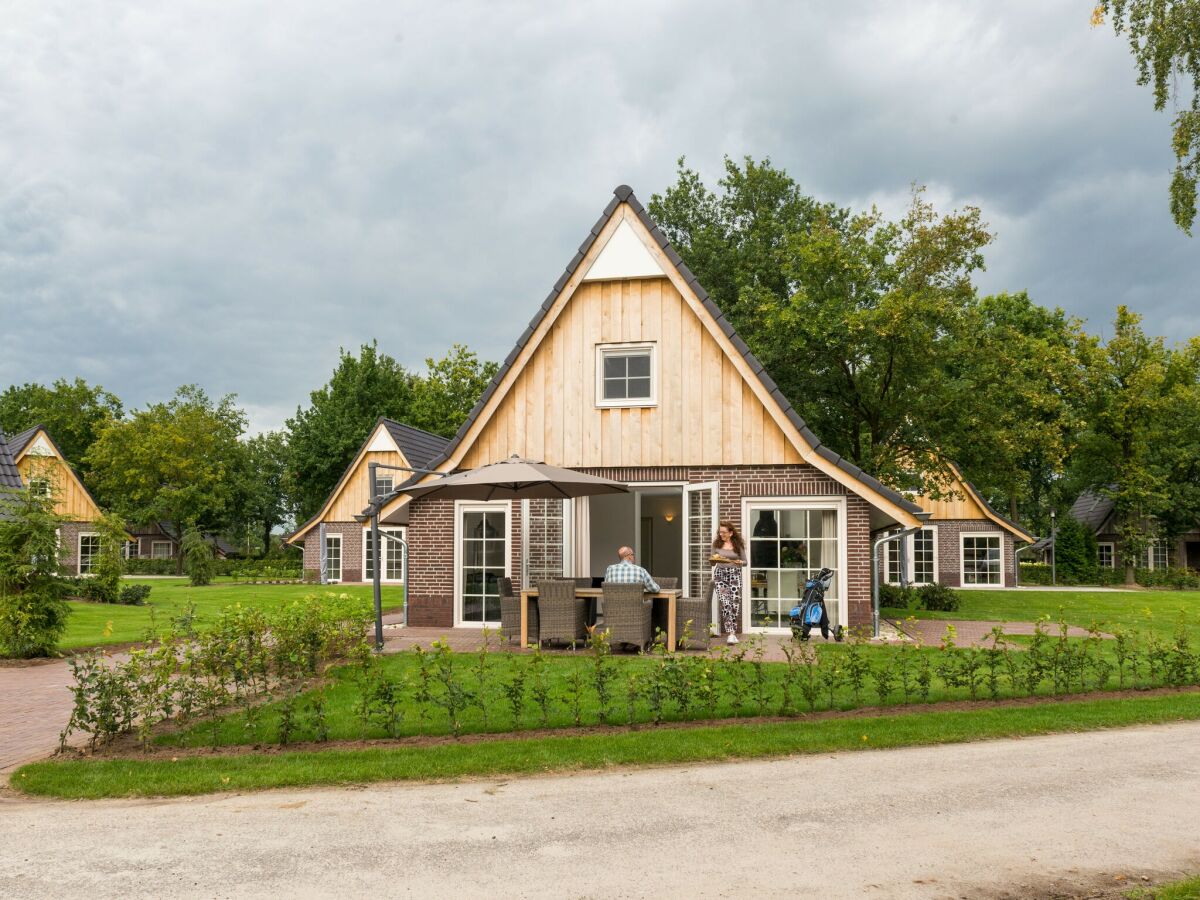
[398, 455, 629, 502]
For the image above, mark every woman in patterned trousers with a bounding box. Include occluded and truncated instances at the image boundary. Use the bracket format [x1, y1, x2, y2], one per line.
[711, 521, 746, 644]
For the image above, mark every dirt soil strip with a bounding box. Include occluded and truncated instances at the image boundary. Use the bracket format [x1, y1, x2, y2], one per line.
[3, 722, 1200, 899]
[63, 684, 1200, 762]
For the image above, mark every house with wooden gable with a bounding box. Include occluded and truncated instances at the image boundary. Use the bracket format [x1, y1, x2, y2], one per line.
[0, 430, 24, 518]
[359, 185, 931, 632]
[882, 462, 1035, 589]
[6, 425, 105, 573]
[286, 418, 450, 584]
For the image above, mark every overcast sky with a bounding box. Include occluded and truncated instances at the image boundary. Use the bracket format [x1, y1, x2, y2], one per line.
[3, 1, 1197, 434]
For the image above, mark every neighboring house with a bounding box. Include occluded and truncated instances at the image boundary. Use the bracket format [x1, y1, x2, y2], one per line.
[882, 462, 1036, 589]
[124, 522, 237, 561]
[286, 418, 451, 584]
[1070, 489, 1200, 572]
[361, 185, 929, 631]
[6, 425, 104, 574]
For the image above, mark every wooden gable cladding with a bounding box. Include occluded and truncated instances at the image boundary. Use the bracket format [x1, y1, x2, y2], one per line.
[17, 451, 101, 522]
[460, 276, 802, 468]
[915, 490, 989, 521]
[325, 449, 406, 521]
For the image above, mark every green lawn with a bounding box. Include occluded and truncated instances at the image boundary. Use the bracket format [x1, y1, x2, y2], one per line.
[15, 690, 1200, 800]
[61, 578, 405, 651]
[884, 588, 1200, 639]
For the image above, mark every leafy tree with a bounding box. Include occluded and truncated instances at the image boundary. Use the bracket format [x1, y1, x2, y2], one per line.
[0, 378, 123, 472]
[1072, 307, 1178, 583]
[1094, 1, 1200, 233]
[85, 385, 248, 575]
[182, 526, 215, 587]
[286, 343, 416, 521]
[0, 490, 69, 658]
[1052, 513, 1098, 583]
[231, 430, 290, 557]
[936, 293, 1092, 521]
[88, 512, 129, 603]
[409, 344, 500, 439]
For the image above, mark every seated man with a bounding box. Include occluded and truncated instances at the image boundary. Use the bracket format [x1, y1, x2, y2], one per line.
[603, 546, 661, 594]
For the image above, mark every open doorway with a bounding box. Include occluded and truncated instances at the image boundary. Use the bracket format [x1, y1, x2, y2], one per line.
[585, 486, 683, 584]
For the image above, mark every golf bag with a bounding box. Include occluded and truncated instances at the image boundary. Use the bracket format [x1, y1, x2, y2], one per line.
[789, 567, 843, 642]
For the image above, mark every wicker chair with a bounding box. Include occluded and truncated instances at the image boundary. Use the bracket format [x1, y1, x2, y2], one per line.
[499, 577, 538, 645]
[602, 582, 653, 651]
[647, 577, 708, 649]
[537, 579, 586, 647]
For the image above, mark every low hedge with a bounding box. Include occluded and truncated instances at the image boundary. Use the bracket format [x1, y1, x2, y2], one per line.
[1018, 562, 1200, 590]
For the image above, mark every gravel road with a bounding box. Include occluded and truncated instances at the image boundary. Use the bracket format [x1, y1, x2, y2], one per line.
[3, 721, 1200, 898]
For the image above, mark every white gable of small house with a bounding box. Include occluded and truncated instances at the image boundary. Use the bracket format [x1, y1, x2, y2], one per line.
[582, 219, 666, 281]
[27, 434, 54, 456]
[366, 425, 401, 454]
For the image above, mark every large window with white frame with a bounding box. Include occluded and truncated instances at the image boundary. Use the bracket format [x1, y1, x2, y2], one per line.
[123, 540, 139, 559]
[78, 533, 101, 575]
[1142, 542, 1171, 570]
[886, 527, 939, 586]
[596, 342, 656, 408]
[324, 533, 342, 583]
[745, 500, 844, 630]
[961, 533, 1003, 586]
[1097, 542, 1115, 569]
[362, 526, 406, 582]
[151, 541, 174, 559]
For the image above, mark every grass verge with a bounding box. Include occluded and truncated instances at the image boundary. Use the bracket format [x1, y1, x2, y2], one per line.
[14, 690, 1200, 800]
[1128, 874, 1200, 899]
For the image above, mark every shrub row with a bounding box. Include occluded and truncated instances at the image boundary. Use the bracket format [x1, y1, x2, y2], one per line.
[878, 582, 961, 611]
[62, 578, 152, 606]
[1018, 562, 1200, 590]
[59, 593, 372, 752]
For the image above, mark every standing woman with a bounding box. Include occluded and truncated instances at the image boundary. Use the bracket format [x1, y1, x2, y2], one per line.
[711, 521, 746, 644]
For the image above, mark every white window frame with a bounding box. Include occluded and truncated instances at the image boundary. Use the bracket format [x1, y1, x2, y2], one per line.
[1143, 541, 1170, 570]
[595, 342, 657, 409]
[151, 540, 174, 559]
[453, 500, 511, 628]
[78, 532, 100, 575]
[324, 533, 342, 584]
[373, 472, 394, 498]
[361, 525, 407, 583]
[885, 526, 939, 587]
[1097, 541, 1115, 569]
[960, 531, 1004, 587]
[740, 496, 849, 633]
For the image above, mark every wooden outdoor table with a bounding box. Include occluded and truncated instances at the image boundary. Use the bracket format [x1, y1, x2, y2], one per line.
[519, 587, 681, 650]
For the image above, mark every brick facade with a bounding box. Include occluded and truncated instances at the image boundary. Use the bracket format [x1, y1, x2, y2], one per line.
[58, 522, 90, 574]
[404, 464, 879, 630]
[935, 520, 1016, 588]
[301, 522, 365, 584]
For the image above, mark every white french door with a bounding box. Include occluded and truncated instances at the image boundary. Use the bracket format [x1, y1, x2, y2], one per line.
[455, 501, 510, 627]
[684, 481, 718, 616]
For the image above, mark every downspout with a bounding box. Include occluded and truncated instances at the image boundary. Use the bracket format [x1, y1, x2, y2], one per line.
[872, 518, 929, 639]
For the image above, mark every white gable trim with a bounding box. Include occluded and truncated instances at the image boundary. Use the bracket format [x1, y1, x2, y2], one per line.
[582, 218, 666, 281]
[366, 424, 401, 453]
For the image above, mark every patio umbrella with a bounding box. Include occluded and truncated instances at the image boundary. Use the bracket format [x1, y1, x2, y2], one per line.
[397, 455, 629, 501]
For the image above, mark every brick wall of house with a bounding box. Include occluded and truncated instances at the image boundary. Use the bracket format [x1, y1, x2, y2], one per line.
[58, 521, 89, 574]
[404, 464, 880, 630]
[300, 522, 365, 584]
[935, 520, 1016, 588]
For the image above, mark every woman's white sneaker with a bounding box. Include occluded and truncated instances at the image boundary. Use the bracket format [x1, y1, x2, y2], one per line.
[726, 633, 739, 645]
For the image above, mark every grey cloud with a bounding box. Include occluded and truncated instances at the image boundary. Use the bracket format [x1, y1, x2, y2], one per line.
[1, 0, 1196, 435]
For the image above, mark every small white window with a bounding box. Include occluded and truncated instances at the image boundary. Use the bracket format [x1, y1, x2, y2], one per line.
[1097, 542, 1115, 568]
[123, 540, 139, 559]
[28, 476, 52, 499]
[151, 541, 173, 559]
[596, 343, 656, 408]
[374, 472, 394, 498]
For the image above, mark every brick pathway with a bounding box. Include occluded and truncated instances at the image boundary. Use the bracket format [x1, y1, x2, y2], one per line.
[0, 660, 78, 772]
[887, 618, 1107, 648]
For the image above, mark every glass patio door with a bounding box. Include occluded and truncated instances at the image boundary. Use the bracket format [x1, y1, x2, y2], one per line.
[459, 505, 508, 625]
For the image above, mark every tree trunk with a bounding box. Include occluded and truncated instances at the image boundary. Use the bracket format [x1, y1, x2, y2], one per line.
[174, 522, 185, 576]
[262, 521, 273, 559]
[1124, 561, 1137, 587]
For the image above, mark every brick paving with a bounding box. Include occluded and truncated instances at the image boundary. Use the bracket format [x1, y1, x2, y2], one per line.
[0, 659, 80, 772]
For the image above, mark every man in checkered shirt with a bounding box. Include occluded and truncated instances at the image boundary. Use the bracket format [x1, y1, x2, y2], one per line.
[604, 546, 660, 593]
